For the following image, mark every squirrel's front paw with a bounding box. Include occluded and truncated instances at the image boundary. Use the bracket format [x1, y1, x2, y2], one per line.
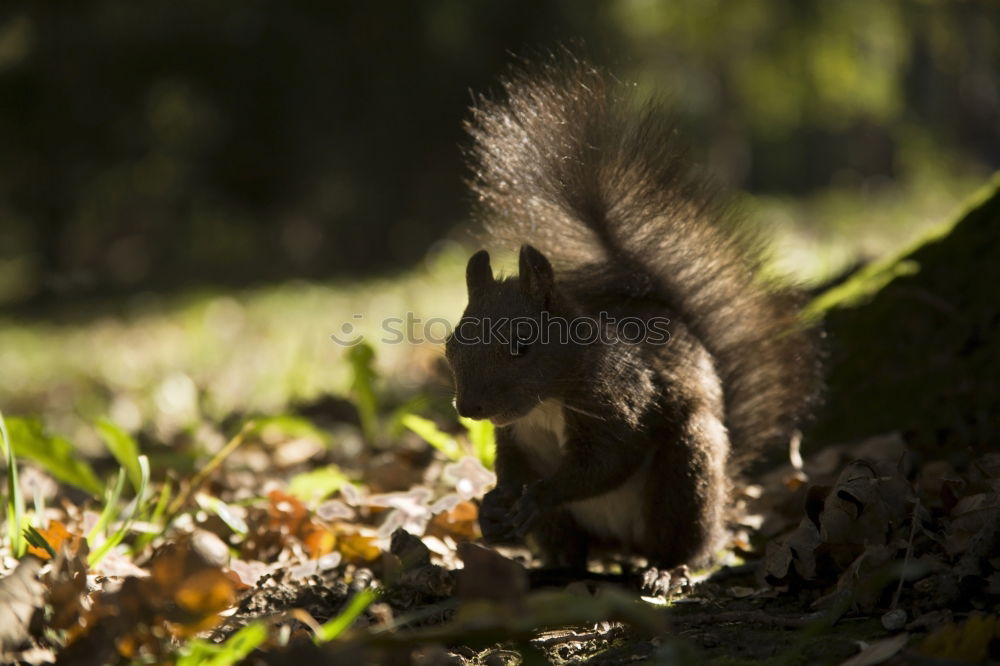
[506, 484, 543, 538]
[479, 487, 516, 543]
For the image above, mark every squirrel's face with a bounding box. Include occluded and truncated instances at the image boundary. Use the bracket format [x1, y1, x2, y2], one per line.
[446, 245, 578, 426]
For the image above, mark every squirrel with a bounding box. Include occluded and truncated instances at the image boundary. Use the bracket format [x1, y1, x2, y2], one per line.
[444, 55, 821, 576]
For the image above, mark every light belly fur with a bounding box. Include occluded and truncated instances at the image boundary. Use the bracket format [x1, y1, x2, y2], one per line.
[512, 400, 648, 546]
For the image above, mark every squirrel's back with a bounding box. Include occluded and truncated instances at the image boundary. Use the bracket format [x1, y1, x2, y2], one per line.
[465, 55, 821, 465]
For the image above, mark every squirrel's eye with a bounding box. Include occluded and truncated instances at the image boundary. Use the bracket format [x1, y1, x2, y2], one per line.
[512, 336, 531, 357]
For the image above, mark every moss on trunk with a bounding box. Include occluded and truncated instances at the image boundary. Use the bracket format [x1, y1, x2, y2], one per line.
[806, 173, 1000, 457]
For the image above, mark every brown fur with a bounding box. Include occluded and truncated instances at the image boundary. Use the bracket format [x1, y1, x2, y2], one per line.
[445, 54, 820, 569]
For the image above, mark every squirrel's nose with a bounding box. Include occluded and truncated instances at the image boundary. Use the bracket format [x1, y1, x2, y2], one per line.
[456, 399, 487, 419]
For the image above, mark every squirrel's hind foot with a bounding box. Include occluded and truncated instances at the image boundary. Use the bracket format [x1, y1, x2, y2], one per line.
[639, 564, 692, 598]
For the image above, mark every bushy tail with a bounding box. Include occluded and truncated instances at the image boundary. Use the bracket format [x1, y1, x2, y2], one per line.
[465, 54, 821, 465]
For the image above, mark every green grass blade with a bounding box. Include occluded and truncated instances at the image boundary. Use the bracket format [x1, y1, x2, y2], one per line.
[401, 414, 462, 461]
[133, 476, 172, 553]
[315, 587, 376, 644]
[5, 417, 102, 497]
[347, 342, 379, 443]
[0, 409, 25, 556]
[95, 419, 142, 493]
[248, 415, 332, 446]
[177, 622, 268, 666]
[89, 455, 149, 567]
[460, 416, 495, 469]
[86, 468, 126, 545]
[195, 494, 248, 536]
[287, 465, 348, 504]
[23, 525, 55, 559]
[149, 476, 173, 524]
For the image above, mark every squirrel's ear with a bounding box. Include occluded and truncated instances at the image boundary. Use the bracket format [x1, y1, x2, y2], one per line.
[519, 245, 555, 304]
[466, 250, 494, 296]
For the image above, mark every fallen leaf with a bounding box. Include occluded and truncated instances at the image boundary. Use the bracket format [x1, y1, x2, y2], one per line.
[228, 559, 272, 588]
[268, 488, 310, 537]
[45, 546, 91, 632]
[336, 532, 380, 563]
[763, 518, 822, 583]
[26, 521, 77, 560]
[174, 568, 238, 618]
[946, 490, 1000, 557]
[833, 543, 897, 610]
[316, 499, 354, 521]
[456, 542, 528, 607]
[838, 633, 909, 666]
[441, 456, 496, 500]
[0, 558, 45, 651]
[303, 524, 337, 559]
[819, 460, 913, 551]
[427, 500, 479, 541]
[368, 487, 434, 537]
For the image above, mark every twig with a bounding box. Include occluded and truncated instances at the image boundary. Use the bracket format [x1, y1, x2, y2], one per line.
[164, 420, 256, 523]
[532, 625, 624, 648]
[891, 495, 921, 610]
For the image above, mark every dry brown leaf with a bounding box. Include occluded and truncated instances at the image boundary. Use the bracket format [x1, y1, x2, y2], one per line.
[819, 460, 913, 547]
[303, 524, 336, 559]
[268, 488, 310, 537]
[763, 518, 822, 583]
[265, 488, 346, 560]
[228, 558, 271, 587]
[456, 542, 528, 607]
[45, 546, 90, 632]
[86, 535, 239, 654]
[336, 532, 380, 563]
[441, 456, 496, 499]
[834, 544, 897, 610]
[427, 500, 479, 541]
[0, 558, 45, 652]
[174, 567, 238, 617]
[946, 490, 1000, 557]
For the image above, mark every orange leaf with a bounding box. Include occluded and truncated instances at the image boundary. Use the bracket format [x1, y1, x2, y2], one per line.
[174, 568, 237, 616]
[268, 488, 309, 537]
[149, 542, 189, 590]
[303, 525, 336, 559]
[116, 634, 139, 659]
[428, 500, 479, 541]
[27, 521, 77, 560]
[336, 532, 380, 563]
[223, 567, 252, 592]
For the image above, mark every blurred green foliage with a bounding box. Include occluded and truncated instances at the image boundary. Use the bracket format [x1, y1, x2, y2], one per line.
[0, 0, 996, 456]
[177, 622, 268, 666]
[0, 0, 995, 304]
[96, 418, 143, 492]
[347, 343, 380, 444]
[0, 409, 26, 556]
[0, 247, 469, 449]
[287, 465, 349, 504]
[5, 417, 103, 496]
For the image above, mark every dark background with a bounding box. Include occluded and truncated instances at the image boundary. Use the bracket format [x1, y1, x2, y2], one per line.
[1, 0, 997, 306]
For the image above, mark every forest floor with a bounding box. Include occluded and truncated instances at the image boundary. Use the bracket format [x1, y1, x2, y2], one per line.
[0, 179, 997, 665]
[2, 393, 996, 665]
